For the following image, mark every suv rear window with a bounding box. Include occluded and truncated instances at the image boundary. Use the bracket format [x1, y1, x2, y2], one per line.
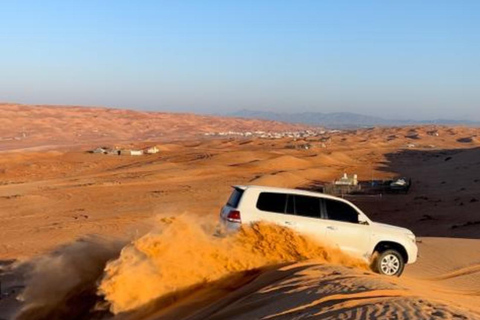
[256, 192, 287, 213]
[325, 199, 359, 223]
[227, 188, 244, 208]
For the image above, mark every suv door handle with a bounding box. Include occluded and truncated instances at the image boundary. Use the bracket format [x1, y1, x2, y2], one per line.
[327, 226, 337, 230]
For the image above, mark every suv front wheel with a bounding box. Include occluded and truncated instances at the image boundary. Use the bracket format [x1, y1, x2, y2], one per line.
[372, 249, 405, 277]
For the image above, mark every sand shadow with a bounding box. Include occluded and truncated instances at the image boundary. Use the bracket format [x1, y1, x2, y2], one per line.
[350, 147, 480, 239]
[116, 263, 309, 320]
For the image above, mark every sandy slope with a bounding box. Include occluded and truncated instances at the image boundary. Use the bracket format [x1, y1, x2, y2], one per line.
[1, 108, 480, 319]
[113, 238, 480, 320]
[168, 263, 480, 320]
[4, 231, 480, 320]
[98, 238, 479, 320]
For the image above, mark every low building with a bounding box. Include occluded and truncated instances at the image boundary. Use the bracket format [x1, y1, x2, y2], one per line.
[130, 150, 143, 156]
[145, 146, 159, 154]
[334, 173, 358, 186]
[106, 149, 121, 155]
[92, 147, 107, 154]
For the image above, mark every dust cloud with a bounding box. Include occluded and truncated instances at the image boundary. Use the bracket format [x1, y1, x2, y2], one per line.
[12, 215, 366, 319]
[98, 215, 366, 314]
[15, 235, 125, 320]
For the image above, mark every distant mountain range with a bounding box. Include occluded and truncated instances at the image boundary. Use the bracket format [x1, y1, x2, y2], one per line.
[229, 110, 480, 129]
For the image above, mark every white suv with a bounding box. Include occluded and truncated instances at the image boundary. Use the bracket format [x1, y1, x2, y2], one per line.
[220, 185, 418, 276]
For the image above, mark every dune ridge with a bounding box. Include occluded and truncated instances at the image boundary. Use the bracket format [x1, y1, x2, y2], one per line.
[0, 104, 309, 151]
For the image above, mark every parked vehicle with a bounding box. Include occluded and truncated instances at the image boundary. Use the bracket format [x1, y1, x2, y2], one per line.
[220, 185, 418, 276]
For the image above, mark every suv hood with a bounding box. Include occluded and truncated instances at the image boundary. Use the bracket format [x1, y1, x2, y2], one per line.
[371, 222, 414, 235]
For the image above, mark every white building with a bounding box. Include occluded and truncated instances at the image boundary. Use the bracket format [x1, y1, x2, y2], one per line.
[130, 150, 143, 156]
[335, 173, 358, 186]
[145, 146, 159, 154]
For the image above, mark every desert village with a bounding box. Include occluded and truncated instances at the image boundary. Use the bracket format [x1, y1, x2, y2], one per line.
[91, 145, 160, 156]
[89, 129, 331, 156]
[203, 129, 331, 139]
[89, 126, 471, 157]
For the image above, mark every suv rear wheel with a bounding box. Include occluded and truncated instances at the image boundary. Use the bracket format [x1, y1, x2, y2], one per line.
[372, 249, 405, 277]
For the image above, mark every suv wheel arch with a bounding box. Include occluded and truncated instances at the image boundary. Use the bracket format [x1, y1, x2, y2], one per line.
[372, 241, 408, 263]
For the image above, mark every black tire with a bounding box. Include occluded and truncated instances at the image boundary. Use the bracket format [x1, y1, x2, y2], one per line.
[371, 249, 405, 277]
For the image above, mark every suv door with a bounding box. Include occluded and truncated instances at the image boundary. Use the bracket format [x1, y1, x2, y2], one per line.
[322, 198, 371, 260]
[285, 194, 328, 241]
[254, 193, 328, 241]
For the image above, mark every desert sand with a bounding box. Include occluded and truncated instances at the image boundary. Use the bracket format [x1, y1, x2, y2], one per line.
[1, 104, 480, 319]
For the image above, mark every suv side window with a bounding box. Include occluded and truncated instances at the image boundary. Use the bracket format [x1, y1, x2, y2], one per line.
[324, 199, 359, 223]
[256, 192, 287, 213]
[294, 195, 321, 218]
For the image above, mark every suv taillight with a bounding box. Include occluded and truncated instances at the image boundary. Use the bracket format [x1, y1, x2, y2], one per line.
[226, 210, 241, 223]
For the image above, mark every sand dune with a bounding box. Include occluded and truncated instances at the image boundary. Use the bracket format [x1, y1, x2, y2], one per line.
[6, 223, 480, 320]
[175, 263, 480, 320]
[114, 236, 480, 320]
[252, 155, 313, 170]
[1, 106, 480, 319]
[0, 103, 309, 151]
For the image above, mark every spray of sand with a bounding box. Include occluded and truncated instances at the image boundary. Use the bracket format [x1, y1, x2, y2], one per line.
[98, 215, 367, 314]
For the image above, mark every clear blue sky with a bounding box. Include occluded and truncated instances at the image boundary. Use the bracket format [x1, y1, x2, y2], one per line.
[1, 1, 479, 120]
